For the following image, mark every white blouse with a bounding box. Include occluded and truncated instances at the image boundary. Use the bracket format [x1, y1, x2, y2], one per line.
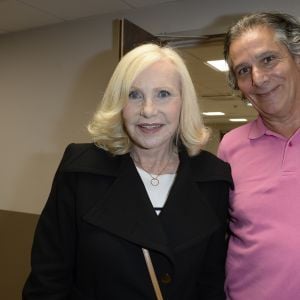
[136, 166, 176, 215]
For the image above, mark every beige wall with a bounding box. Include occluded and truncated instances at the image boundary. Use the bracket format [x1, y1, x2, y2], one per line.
[0, 16, 120, 215]
[0, 210, 39, 300]
[1, 0, 299, 299]
[0, 12, 121, 300]
[1, 0, 298, 215]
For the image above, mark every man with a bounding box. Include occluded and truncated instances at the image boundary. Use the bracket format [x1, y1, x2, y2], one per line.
[218, 12, 300, 300]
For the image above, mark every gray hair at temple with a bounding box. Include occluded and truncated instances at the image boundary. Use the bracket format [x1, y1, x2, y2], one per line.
[224, 12, 300, 90]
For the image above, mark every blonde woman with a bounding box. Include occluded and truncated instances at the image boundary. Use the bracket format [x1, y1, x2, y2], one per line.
[23, 43, 232, 300]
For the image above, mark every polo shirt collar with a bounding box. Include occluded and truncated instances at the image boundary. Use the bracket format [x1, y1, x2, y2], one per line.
[249, 116, 285, 140]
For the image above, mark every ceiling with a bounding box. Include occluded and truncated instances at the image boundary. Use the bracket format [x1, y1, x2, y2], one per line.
[0, 0, 180, 34]
[0, 0, 257, 129]
[0, 0, 182, 33]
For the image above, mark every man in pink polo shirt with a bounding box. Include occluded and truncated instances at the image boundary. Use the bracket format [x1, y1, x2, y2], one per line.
[218, 12, 300, 300]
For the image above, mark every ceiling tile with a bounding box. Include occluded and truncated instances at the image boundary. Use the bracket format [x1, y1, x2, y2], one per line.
[0, 0, 61, 32]
[123, 0, 180, 8]
[22, 0, 131, 20]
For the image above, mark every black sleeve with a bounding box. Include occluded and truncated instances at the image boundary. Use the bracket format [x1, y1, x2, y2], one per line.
[197, 180, 229, 300]
[22, 146, 77, 300]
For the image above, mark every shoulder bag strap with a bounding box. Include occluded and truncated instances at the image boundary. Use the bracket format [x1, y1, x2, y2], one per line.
[142, 248, 164, 300]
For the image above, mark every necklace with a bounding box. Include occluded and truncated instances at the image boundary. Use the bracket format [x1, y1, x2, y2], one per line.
[132, 155, 172, 186]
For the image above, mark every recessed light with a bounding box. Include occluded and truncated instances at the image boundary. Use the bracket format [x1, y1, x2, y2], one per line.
[202, 112, 225, 116]
[229, 118, 248, 122]
[205, 60, 229, 72]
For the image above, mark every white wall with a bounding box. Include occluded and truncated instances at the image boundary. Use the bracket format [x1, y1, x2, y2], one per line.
[1, 0, 300, 214]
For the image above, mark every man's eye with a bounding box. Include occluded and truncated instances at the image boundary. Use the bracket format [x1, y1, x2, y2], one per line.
[158, 90, 170, 98]
[129, 90, 143, 100]
[237, 66, 250, 76]
[263, 55, 276, 64]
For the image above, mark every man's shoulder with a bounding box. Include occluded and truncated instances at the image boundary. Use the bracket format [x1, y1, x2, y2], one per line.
[222, 121, 254, 143]
[217, 120, 256, 162]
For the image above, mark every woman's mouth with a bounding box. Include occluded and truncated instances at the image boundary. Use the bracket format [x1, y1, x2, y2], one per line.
[138, 123, 163, 133]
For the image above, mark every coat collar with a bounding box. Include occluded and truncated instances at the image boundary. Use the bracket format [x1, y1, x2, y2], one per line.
[83, 153, 173, 257]
[61, 144, 231, 261]
[158, 151, 224, 251]
[62, 143, 232, 185]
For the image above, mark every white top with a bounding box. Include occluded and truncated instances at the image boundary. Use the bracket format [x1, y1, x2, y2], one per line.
[136, 166, 176, 215]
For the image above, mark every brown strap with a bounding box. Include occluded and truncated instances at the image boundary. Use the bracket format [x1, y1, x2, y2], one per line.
[142, 248, 164, 300]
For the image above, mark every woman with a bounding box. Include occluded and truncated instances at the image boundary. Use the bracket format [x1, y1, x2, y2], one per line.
[23, 43, 232, 299]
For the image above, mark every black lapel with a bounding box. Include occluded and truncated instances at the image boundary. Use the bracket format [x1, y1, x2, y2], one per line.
[63, 144, 230, 259]
[159, 151, 222, 251]
[82, 153, 173, 259]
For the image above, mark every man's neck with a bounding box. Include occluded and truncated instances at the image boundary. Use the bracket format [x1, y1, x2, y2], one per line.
[262, 116, 300, 138]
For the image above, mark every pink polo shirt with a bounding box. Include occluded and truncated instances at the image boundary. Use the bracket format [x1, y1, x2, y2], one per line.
[218, 117, 300, 300]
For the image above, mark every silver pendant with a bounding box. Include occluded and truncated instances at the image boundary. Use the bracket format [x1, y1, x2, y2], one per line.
[150, 178, 159, 186]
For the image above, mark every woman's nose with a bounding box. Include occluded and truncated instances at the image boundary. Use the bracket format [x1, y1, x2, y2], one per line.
[141, 98, 157, 117]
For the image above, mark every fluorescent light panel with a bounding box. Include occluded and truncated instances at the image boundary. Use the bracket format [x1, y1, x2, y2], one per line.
[229, 118, 248, 122]
[205, 60, 229, 72]
[202, 112, 225, 116]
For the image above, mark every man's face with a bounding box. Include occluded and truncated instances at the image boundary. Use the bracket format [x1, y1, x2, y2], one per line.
[230, 25, 300, 123]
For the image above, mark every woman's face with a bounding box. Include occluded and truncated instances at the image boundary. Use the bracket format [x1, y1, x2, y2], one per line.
[122, 60, 182, 152]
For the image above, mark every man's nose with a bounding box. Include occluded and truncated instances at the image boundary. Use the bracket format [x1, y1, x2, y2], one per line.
[251, 66, 268, 87]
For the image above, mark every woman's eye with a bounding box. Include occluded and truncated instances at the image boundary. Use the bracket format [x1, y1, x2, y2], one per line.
[129, 90, 143, 100]
[158, 90, 171, 98]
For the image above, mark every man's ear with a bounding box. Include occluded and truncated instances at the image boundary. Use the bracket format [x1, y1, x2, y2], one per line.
[294, 54, 300, 65]
[293, 55, 300, 73]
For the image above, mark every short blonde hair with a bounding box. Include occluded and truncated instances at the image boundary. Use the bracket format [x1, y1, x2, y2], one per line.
[88, 43, 209, 156]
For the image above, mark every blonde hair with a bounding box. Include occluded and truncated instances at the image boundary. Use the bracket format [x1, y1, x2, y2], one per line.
[88, 43, 209, 156]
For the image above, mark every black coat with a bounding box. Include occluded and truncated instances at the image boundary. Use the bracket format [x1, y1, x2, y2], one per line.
[23, 143, 232, 300]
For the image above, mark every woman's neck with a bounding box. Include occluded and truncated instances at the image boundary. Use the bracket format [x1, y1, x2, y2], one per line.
[130, 147, 179, 175]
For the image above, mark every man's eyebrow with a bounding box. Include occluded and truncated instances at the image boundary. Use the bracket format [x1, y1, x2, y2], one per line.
[233, 51, 278, 73]
[233, 62, 248, 73]
[254, 51, 276, 60]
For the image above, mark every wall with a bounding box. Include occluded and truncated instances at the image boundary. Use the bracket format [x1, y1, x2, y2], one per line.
[0, 15, 119, 215]
[0, 210, 39, 300]
[1, 0, 300, 298]
[2, 0, 299, 215]
[0, 12, 120, 300]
